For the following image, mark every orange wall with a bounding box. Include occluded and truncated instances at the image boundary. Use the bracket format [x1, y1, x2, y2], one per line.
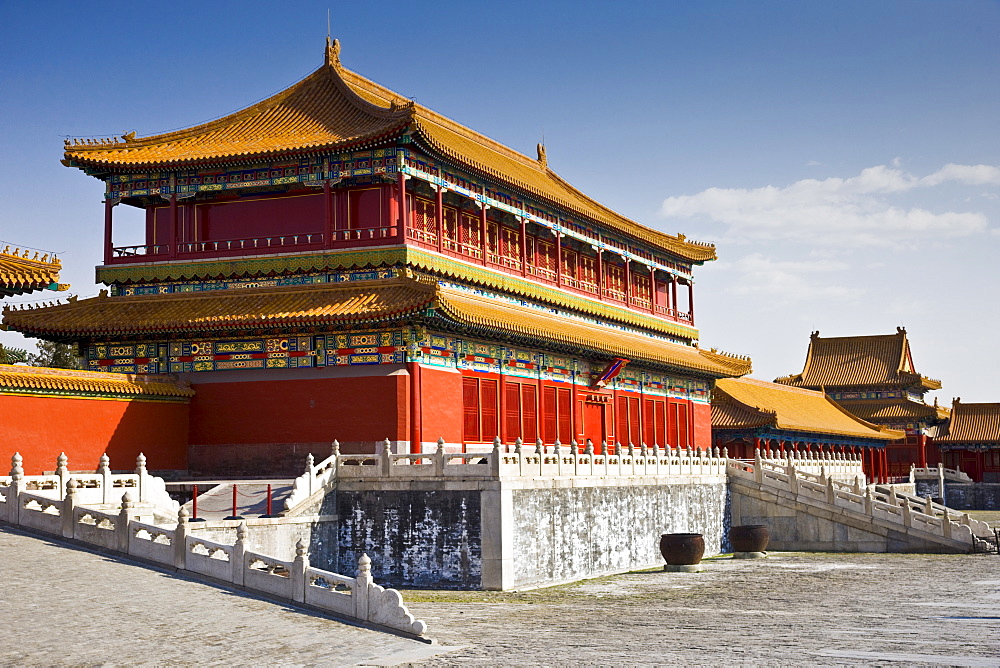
[0, 394, 189, 474]
[692, 401, 712, 451]
[189, 375, 409, 447]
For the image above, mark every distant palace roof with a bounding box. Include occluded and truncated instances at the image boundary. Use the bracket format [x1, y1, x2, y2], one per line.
[0, 364, 192, 400]
[774, 328, 941, 391]
[0, 246, 68, 298]
[713, 377, 902, 440]
[3, 277, 750, 379]
[935, 400, 1000, 443]
[62, 40, 714, 263]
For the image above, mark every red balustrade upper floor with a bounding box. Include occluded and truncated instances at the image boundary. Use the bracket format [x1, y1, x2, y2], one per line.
[103, 184, 695, 325]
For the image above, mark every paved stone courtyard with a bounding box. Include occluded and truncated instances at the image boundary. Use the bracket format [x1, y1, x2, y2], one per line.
[2, 524, 999, 666]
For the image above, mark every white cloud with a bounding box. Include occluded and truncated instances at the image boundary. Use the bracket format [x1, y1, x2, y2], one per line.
[660, 163, 997, 245]
[708, 253, 864, 305]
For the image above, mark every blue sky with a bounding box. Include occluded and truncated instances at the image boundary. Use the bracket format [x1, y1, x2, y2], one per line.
[2, 1, 998, 401]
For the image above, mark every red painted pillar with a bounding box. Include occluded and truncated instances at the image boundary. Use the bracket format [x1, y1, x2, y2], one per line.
[479, 202, 487, 265]
[407, 361, 422, 454]
[397, 172, 408, 239]
[103, 198, 114, 265]
[596, 249, 604, 300]
[435, 186, 444, 253]
[323, 180, 333, 248]
[688, 280, 695, 324]
[555, 232, 563, 287]
[624, 258, 632, 305]
[169, 194, 178, 259]
[519, 218, 528, 276]
[650, 268, 658, 312]
[671, 278, 678, 317]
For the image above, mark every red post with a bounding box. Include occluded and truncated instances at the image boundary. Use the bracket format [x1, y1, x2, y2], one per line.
[435, 186, 444, 253]
[688, 280, 695, 324]
[169, 194, 178, 259]
[103, 198, 114, 265]
[624, 258, 631, 304]
[479, 201, 487, 265]
[232, 485, 238, 517]
[324, 180, 334, 248]
[192, 484, 199, 520]
[596, 249, 604, 300]
[266, 484, 273, 517]
[555, 231, 563, 287]
[408, 361, 422, 454]
[519, 218, 528, 276]
[671, 278, 679, 317]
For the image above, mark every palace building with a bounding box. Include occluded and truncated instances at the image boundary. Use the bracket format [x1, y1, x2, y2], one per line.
[3, 41, 750, 475]
[775, 328, 947, 480]
[711, 376, 903, 483]
[0, 245, 66, 299]
[934, 399, 1000, 482]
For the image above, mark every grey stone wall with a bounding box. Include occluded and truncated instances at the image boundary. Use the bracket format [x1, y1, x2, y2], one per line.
[335, 488, 482, 589]
[508, 480, 728, 588]
[920, 482, 1000, 510]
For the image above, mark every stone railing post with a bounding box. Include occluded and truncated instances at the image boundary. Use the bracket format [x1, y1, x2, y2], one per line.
[434, 438, 446, 477]
[135, 453, 148, 503]
[536, 439, 544, 476]
[291, 539, 307, 604]
[8, 453, 24, 525]
[232, 523, 247, 586]
[117, 491, 136, 553]
[515, 437, 524, 477]
[554, 440, 563, 476]
[864, 486, 874, 515]
[305, 453, 315, 496]
[901, 499, 912, 528]
[754, 449, 763, 484]
[355, 553, 373, 621]
[570, 440, 579, 476]
[826, 477, 836, 505]
[174, 507, 189, 569]
[380, 439, 392, 477]
[331, 440, 341, 479]
[789, 468, 799, 496]
[62, 479, 78, 539]
[491, 437, 502, 477]
[938, 466, 946, 505]
[98, 453, 112, 505]
[56, 453, 69, 501]
[909, 464, 915, 484]
[942, 510, 953, 539]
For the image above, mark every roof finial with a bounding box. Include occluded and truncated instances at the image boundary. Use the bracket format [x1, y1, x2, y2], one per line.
[536, 142, 547, 168]
[325, 36, 341, 67]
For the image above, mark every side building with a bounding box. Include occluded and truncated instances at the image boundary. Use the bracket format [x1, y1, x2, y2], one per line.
[3, 41, 750, 475]
[711, 377, 903, 483]
[934, 399, 1000, 482]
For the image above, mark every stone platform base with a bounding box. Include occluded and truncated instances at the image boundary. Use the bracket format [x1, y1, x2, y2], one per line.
[733, 551, 767, 559]
[663, 564, 702, 572]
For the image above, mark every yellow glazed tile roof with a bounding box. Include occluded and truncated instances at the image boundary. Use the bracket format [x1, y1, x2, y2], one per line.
[2, 278, 437, 339]
[774, 328, 941, 390]
[840, 399, 940, 422]
[64, 41, 714, 263]
[0, 364, 193, 398]
[0, 246, 67, 298]
[434, 287, 751, 378]
[934, 400, 1000, 442]
[713, 377, 902, 440]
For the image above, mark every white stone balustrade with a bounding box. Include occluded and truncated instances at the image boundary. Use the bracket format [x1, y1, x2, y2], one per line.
[727, 455, 993, 552]
[284, 438, 730, 512]
[909, 465, 973, 483]
[0, 453, 427, 638]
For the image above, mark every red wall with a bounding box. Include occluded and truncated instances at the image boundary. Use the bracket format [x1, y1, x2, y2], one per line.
[0, 394, 189, 475]
[188, 375, 408, 474]
[691, 401, 712, 451]
[418, 366, 464, 446]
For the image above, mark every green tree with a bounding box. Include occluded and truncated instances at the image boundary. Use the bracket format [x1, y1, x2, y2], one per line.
[29, 340, 84, 370]
[0, 344, 30, 364]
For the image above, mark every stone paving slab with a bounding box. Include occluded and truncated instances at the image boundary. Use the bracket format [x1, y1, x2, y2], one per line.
[0, 526, 450, 667]
[402, 552, 1000, 666]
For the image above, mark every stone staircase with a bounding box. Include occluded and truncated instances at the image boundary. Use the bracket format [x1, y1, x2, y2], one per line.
[728, 454, 995, 553]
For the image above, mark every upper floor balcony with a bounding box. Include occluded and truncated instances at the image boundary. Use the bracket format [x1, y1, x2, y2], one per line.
[102, 183, 695, 326]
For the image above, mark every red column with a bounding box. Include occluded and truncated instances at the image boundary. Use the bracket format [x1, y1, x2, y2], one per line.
[479, 202, 487, 265]
[519, 218, 527, 276]
[169, 194, 178, 259]
[397, 172, 408, 239]
[624, 258, 632, 304]
[408, 361, 422, 454]
[436, 186, 444, 254]
[323, 180, 334, 248]
[688, 280, 695, 324]
[596, 249, 604, 300]
[650, 269, 658, 311]
[555, 232, 563, 287]
[103, 198, 115, 265]
[671, 278, 678, 316]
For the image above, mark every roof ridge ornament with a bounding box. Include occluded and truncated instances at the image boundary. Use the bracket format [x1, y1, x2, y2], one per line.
[325, 37, 341, 68]
[536, 143, 547, 168]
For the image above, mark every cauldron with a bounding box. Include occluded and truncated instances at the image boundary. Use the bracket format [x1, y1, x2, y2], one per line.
[659, 533, 705, 566]
[729, 524, 769, 553]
